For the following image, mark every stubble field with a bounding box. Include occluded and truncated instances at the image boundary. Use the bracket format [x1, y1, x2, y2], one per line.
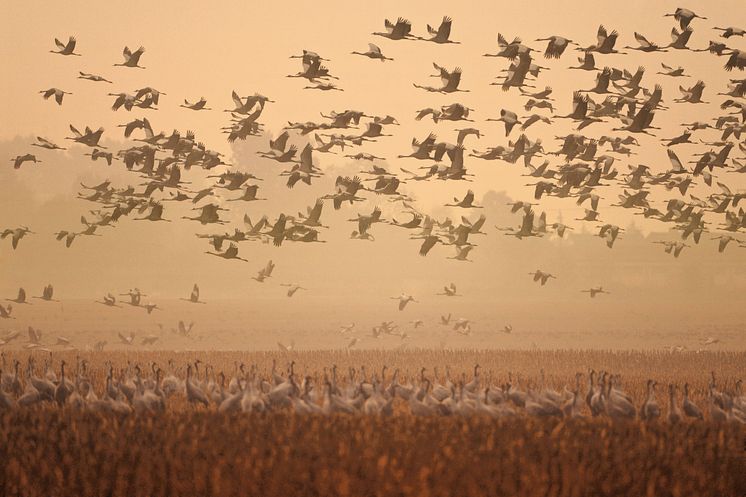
[0, 349, 744, 497]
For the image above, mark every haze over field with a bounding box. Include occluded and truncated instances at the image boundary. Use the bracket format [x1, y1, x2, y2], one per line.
[1, 1, 745, 350]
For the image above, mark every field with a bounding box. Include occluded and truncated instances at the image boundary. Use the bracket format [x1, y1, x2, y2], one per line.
[0, 349, 745, 497]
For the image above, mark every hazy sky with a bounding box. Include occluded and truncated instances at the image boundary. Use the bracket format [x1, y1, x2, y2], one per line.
[0, 1, 745, 347]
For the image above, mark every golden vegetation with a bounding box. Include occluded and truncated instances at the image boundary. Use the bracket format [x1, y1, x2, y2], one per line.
[0, 349, 744, 497]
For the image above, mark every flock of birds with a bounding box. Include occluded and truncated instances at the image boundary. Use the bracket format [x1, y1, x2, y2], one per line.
[3, 7, 746, 349]
[0, 356, 744, 424]
[0, 279, 721, 351]
[0, 280, 507, 350]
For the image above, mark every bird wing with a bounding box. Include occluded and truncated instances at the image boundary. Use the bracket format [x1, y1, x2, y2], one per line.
[309, 199, 323, 221]
[437, 17, 452, 39]
[299, 144, 313, 171]
[717, 181, 732, 196]
[471, 214, 486, 231]
[384, 18, 395, 34]
[667, 148, 685, 172]
[415, 108, 436, 121]
[596, 25, 608, 45]
[419, 236, 438, 256]
[520, 210, 535, 233]
[634, 32, 652, 47]
[231, 90, 243, 109]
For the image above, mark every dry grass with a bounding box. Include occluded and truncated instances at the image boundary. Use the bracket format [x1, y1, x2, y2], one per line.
[0, 349, 745, 497]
